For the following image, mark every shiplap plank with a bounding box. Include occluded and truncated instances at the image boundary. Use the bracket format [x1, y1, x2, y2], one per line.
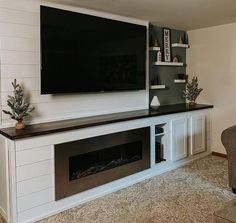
[0, 0, 39, 13]
[0, 22, 39, 38]
[16, 145, 53, 166]
[0, 36, 40, 52]
[17, 174, 53, 197]
[1, 89, 147, 105]
[16, 160, 53, 182]
[0, 50, 40, 65]
[1, 77, 40, 92]
[17, 188, 53, 212]
[1, 118, 15, 127]
[1, 64, 40, 78]
[0, 8, 39, 26]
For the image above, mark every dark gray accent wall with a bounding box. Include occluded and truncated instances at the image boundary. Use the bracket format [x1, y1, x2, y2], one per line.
[149, 24, 187, 106]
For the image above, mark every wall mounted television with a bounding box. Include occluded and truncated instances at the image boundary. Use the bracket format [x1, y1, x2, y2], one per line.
[40, 6, 147, 94]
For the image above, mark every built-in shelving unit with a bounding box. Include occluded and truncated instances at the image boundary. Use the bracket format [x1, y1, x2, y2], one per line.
[174, 79, 186, 83]
[149, 25, 189, 105]
[153, 61, 184, 66]
[155, 124, 166, 164]
[150, 85, 166, 89]
[149, 46, 161, 51]
[0, 104, 212, 223]
[155, 132, 165, 137]
[172, 43, 189, 48]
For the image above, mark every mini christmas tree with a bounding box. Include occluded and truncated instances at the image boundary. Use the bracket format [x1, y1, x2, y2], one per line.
[183, 76, 203, 105]
[3, 79, 34, 129]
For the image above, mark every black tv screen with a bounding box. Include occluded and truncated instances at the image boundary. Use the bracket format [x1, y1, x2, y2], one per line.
[40, 6, 147, 94]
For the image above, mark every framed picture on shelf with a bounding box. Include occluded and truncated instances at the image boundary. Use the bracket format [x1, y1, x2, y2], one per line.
[162, 28, 172, 62]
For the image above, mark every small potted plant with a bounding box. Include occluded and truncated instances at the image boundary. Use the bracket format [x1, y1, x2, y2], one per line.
[3, 79, 34, 129]
[183, 76, 203, 106]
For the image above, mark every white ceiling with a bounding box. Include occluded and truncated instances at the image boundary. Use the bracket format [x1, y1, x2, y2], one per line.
[45, 0, 236, 30]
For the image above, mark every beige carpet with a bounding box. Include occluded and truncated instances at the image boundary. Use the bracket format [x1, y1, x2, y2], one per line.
[0, 156, 235, 223]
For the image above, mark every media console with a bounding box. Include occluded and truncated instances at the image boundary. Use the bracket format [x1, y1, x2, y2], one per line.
[0, 103, 213, 223]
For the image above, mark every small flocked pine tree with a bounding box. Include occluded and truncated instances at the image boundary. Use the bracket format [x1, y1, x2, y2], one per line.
[183, 76, 203, 105]
[3, 79, 34, 128]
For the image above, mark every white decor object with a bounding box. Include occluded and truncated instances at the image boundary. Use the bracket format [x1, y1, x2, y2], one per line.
[153, 61, 184, 66]
[157, 51, 162, 62]
[172, 43, 189, 48]
[149, 46, 161, 51]
[150, 85, 166, 89]
[150, 96, 160, 109]
[163, 28, 171, 62]
[174, 79, 186, 83]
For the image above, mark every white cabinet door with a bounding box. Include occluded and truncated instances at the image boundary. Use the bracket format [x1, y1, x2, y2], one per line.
[190, 114, 206, 155]
[171, 118, 188, 161]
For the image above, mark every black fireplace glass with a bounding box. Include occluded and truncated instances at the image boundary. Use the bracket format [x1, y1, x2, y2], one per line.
[69, 141, 142, 181]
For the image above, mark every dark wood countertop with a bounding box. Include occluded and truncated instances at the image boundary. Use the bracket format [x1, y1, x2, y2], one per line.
[0, 103, 213, 140]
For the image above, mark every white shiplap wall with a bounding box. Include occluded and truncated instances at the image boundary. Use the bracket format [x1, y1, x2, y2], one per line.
[0, 0, 149, 127]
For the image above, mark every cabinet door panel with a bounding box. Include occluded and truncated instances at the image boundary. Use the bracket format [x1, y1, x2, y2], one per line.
[171, 118, 188, 161]
[190, 115, 206, 155]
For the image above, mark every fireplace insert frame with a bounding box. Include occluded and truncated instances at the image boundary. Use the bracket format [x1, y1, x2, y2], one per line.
[55, 127, 150, 200]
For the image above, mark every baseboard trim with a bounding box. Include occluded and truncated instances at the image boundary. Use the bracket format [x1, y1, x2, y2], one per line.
[212, 152, 227, 159]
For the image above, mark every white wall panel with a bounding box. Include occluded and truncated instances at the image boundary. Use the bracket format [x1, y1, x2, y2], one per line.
[187, 23, 236, 154]
[1, 77, 40, 92]
[0, 0, 148, 128]
[0, 8, 39, 26]
[17, 188, 54, 212]
[17, 174, 53, 197]
[0, 0, 39, 13]
[0, 22, 39, 38]
[0, 51, 40, 65]
[16, 160, 53, 182]
[0, 37, 40, 52]
[16, 145, 53, 166]
[1, 64, 40, 78]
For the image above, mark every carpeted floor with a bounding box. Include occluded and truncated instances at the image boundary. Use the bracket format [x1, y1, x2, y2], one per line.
[0, 155, 234, 223]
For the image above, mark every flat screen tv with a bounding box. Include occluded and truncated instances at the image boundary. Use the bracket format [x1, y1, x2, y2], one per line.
[40, 6, 147, 94]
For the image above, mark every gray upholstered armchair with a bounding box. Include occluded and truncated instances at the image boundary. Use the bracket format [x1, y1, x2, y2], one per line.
[221, 126, 236, 193]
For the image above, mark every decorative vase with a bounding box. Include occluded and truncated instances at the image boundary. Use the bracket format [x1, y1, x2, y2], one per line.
[15, 120, 25, 130]
[150, 96, 160, 110]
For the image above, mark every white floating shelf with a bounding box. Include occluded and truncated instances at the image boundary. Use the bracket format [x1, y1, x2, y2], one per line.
[150, 85, 166, 89]
[149, 46, 161, 51]
[155, 132, 165, 137]
[172, 43, 189, 48]
[153, 61, 184, 66]
[174, 79, 186, 83]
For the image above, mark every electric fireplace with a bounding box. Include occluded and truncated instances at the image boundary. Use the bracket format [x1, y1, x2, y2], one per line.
[55, 127, 150, 200]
